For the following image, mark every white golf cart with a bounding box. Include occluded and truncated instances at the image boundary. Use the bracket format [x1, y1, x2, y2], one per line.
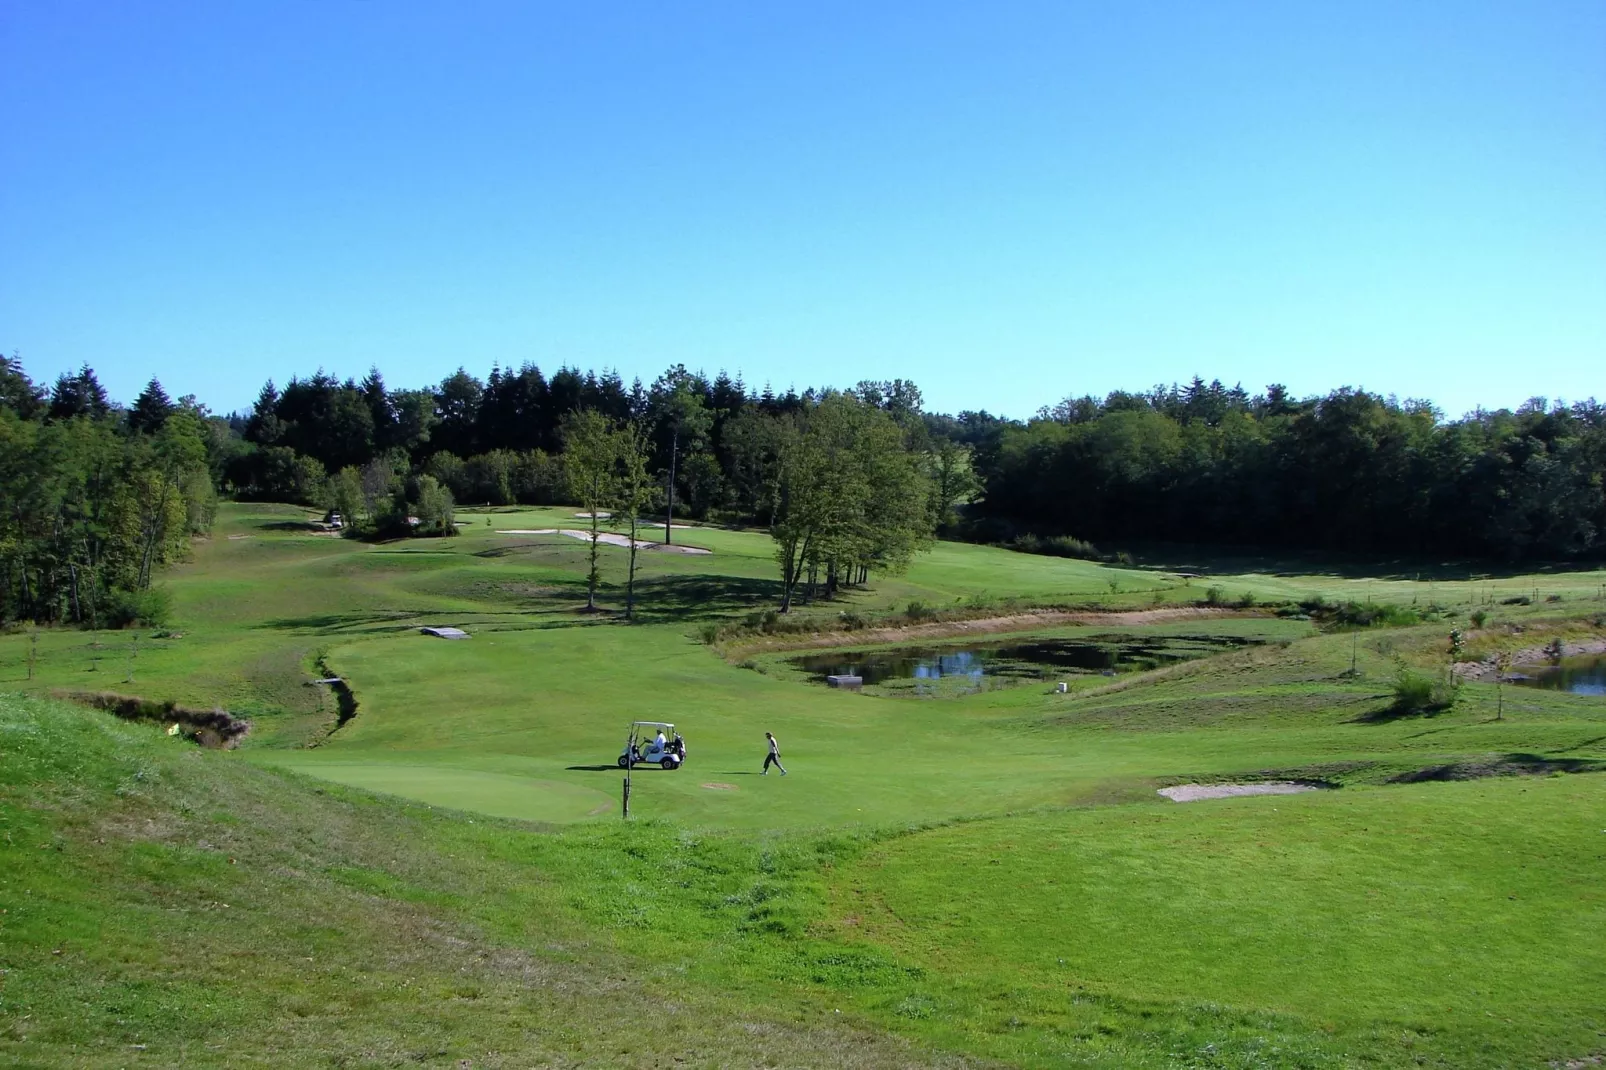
[618, 720, 686, 771]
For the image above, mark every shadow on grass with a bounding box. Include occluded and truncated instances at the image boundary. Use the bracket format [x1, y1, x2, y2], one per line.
[565, 764, 622, 772]
[1123, 541, 1605, 583]
[1388, 753, 1606, 782]
[628, 575, 784, 623]
[262, 611, 422, 634]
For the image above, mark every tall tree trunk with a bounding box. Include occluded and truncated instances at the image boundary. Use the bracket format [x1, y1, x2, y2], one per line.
[626, 511, 639, 620]
[586, 477, 601, 610]
[665, 428, 677, 545]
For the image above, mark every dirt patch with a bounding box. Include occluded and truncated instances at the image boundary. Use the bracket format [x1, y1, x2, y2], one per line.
[1455, 636, 1606, 680]
[738, 607, 1248, 656]
[226, 534, 252, 540]
[700, 782, 739, 791]
[1158, 782, 1322, 802]
[53, 689, 251, 748]
[497, 529, 713, 555]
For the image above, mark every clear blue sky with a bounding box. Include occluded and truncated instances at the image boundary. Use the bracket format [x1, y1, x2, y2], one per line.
[3, 1, 1602, 420]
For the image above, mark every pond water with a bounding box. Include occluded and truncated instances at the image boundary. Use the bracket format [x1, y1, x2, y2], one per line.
[1513, 656, 1606, 696]
[791, 633, 1260, 690]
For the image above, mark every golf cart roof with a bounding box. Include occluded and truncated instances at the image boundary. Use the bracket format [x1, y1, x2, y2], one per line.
[631, 721, 675, 731]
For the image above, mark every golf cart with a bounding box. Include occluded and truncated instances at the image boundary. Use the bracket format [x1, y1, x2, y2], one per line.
[619, 721, 685, 771]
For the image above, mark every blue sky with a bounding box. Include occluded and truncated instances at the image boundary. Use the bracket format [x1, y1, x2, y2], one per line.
[2, 1, 1602, 419]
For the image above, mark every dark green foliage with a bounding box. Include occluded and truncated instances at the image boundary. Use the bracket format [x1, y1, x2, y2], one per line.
[102, 586, 172, 628]
[128, 378, 175, 434]
[1002, 533, 1104, 560]
[0, 363, 226, 625]
[976, 386, 1606, 562]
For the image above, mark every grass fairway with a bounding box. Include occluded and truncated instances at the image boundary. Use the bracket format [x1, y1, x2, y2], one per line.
[826, 777, 1606, 1067]
[4, 502, 1606, 1067]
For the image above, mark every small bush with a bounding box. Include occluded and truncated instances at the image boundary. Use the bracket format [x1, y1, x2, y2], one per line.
[1502, 595, 1531, 606]
[838, 611, 868, 630]
[905, 600, 932, 621]
[1236, 591, 1257, 609]
[102, 587, 172, 629]
[1470, 609, 1489, 628]
[1204, 585, 1226, 607]
[698, 623, 721, 645]
[1002, 533, 1104, 560]
[1546, 593, 1562, 603]
[1390, 668, 1460, 715]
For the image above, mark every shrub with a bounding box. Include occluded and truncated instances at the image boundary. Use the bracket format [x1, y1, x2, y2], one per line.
[1236, 591, 1257, 609]
[698, 623, 721, 645]
[1471, 609, 1489, 628]
[102, 587, 172, 629]
[838, 610, 868, 630]
[905, 600, 932, 621]
[1390, 668, 1460, 715]
[1204, 585, 1226, 606]
[1501, 595, 1531, 606]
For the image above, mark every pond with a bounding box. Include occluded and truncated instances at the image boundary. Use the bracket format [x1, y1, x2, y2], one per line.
[1513, 656, 1606, 696]
[790, 633, 1261, 691]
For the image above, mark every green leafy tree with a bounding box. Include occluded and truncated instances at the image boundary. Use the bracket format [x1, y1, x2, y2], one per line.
[562, 410, 617, 611]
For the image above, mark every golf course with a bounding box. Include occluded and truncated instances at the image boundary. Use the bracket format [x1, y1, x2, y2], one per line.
[4, 502, 1604, 1068]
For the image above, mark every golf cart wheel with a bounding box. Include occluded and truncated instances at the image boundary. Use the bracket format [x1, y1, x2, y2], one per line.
[662, 759, 679, 771]
[617, 755, 629, 768]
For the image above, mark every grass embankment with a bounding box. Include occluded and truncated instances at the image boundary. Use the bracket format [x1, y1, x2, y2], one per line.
[3, 503, 1606, 1066]
[0, 693, 964, 1069]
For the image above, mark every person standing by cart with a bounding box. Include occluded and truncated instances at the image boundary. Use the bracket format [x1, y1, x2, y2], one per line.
[762, 731, 787, 775]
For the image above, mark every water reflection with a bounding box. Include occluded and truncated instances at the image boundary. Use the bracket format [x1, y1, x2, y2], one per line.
[792, 634, 1257, 690]
[1514, 656, 1606, 696]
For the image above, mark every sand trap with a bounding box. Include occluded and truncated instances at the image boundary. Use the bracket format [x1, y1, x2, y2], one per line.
[227, 534, 251, 540]
[701, 782, 739, 791]
[1158, 782, 1320, 802]
[497, 529, 712, 554]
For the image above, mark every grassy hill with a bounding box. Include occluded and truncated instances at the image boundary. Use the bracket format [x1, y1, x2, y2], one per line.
[3, 502, 1605, 1067]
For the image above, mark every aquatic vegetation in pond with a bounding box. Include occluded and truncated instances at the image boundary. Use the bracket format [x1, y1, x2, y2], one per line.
[790, 633, 1261, 693]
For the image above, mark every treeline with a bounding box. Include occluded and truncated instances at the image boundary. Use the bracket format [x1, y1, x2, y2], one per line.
[963, 379, 1606, 561]
[227, 364, 941, 528]
[5, 352, 1602, 631]
[0, 359, 224, 626]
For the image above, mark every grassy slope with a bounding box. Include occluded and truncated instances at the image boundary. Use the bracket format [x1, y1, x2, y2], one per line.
[4, 503, 1606, 1067]
[0, 693, 972, 1069]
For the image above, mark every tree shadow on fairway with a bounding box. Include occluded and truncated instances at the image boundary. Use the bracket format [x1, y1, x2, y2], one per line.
[261, 611, 425, 635]
[629, 575, 784, 623]
[1388, 753, 1606, 782]
[565, 764, 622, 772]
[1124, 541, 1601, 582]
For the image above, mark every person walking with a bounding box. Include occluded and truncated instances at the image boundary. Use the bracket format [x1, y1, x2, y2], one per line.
[762, 731, 787, 775]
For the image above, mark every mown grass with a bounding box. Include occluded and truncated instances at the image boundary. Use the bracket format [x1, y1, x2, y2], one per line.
[3, 502, 1606, 1066]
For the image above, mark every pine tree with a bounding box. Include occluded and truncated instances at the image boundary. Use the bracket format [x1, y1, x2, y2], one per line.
[128, 378, 175, 434]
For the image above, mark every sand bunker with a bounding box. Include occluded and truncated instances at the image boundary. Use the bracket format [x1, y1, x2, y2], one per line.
[497, 529, 712, 554]
[1158, 782, 1320, 802]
